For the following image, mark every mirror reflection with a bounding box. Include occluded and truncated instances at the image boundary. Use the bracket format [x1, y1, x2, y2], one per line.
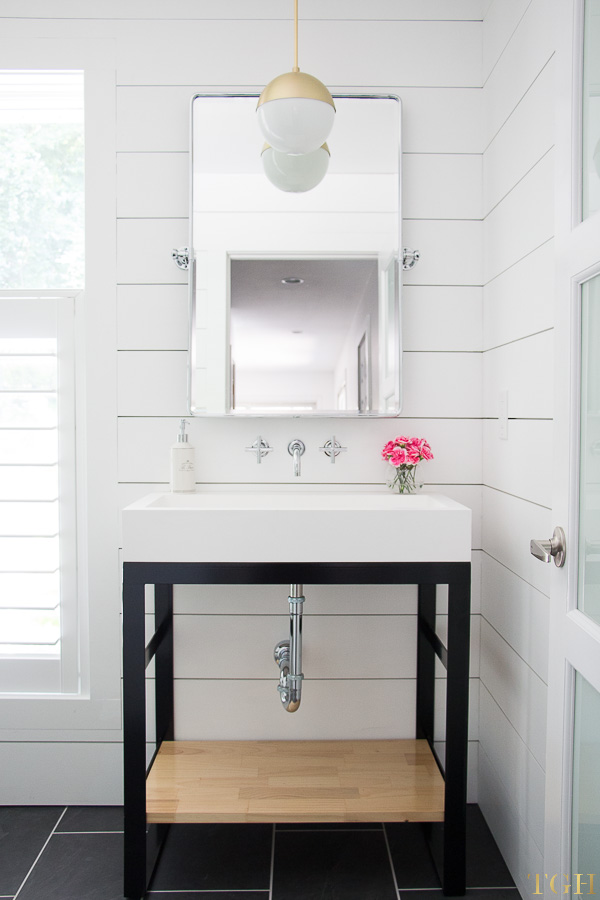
[190, 94, 401, 416]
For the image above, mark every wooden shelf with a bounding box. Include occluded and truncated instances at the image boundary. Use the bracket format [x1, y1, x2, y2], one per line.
[146, 739, 445, 824]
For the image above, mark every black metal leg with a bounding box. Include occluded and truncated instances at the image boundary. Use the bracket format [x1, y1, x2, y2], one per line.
[123, 575, 148, 900]
[442, 570, 471, 896]
[416, 583, 436, 744]
[155, 584, 174, 744]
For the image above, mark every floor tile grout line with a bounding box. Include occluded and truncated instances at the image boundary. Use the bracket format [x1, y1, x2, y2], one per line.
[268, 823, 275, 900]
[13, 806, 68, 900]
[382, 823, 402, 900]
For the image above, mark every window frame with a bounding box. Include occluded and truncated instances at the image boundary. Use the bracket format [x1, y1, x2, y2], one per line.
[0, 38, 120, 736]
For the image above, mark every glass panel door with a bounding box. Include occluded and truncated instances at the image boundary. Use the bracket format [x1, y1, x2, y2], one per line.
[578, 274, 600, 626]
[582, 0, 600, 219]
[571, 671, 600, 881]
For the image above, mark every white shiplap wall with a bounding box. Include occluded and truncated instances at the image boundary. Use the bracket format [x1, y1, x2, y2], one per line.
[479, 0, 554, 892]
[0, 1, 485, 803]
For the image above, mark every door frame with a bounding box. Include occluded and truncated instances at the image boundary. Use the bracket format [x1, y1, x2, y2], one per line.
[545, 0, 600, 875]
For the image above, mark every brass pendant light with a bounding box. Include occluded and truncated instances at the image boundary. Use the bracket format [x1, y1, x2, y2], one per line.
[257, 0, 335, 156]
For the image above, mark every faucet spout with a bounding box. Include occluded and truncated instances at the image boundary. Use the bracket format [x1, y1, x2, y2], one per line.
[287, 439, 305, 477]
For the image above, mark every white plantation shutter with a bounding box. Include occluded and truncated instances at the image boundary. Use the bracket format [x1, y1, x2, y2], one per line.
[0, 69, 83, 695]
[0, 295, 78, 692]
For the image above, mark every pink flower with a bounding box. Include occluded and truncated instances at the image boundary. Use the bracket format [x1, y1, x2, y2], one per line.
[382, 435, 434, 467]
[390, 447, 408, 466]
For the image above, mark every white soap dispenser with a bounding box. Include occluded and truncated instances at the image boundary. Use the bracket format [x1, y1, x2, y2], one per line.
[171, 418, 196, 492]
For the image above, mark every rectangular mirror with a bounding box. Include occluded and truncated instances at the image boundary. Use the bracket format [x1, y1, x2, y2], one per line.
[189, 93, 402, 416]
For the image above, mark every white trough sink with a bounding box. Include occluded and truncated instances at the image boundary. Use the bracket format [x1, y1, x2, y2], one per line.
[122, 490, 471, 564]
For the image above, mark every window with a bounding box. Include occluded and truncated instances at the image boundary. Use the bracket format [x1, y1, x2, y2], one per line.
[0, 70, 84, 289]
[0, 70, 83, 694]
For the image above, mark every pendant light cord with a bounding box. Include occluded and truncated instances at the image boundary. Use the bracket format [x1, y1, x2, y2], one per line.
[293, 0, 299, 72]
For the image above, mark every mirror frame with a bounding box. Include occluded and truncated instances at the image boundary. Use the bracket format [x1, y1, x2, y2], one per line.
[187, 91, 403, 418]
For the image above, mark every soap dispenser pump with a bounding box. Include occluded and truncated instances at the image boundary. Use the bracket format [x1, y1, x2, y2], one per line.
[171, 418, 195, 493]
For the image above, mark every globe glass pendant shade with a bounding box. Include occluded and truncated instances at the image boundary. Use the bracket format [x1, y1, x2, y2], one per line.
[261, 143, 330, 193]
[257, 71, 335, 155]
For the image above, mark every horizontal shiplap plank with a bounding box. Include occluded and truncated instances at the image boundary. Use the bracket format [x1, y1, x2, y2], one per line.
[481, 553, 549, 682]
[403, 220, 483, 286]
[173, 582, 418, 616]
[482, 419, 553, 508]
[174, 678, 416, 741]
[483, 151, 554, 284]
[114, 20, 482, 89]
[481, 486, 551, 596]
[482, 329, 553, 420]
[483, 59, 553, 216]
[482, 0, 531, 83]
[483, 240, 554, 350]
[117, 415, 482, 486]
[116, 85, 484, 155]
[483, 0, 554, 146]
[401, 352, 482, 418]
[403, 153, 482, 220]
[400, 87, 484, 154]
[117, 285, 188, 350]
[117, 152, 189, 218]
[0, 1, 487, 20]
[479, 618, 547, 768]
[402, 219, 483, 285]
[479, 683, 546, 850]
[117, 86, 194, 152]
[172, 614, 417, 679]
[117, 219, 189, 284]
[117, 351, 188, 416]
[403, 286, 482, 351]
[478, 746, 544, 897]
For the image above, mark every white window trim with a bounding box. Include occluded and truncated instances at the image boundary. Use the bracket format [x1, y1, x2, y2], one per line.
[0, 38, 121, 735]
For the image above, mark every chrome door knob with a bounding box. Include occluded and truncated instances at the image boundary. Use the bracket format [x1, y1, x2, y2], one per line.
[530, 526, 566, 568]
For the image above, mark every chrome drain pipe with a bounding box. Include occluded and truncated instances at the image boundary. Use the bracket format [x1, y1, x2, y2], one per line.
[274, 583, 304, 712]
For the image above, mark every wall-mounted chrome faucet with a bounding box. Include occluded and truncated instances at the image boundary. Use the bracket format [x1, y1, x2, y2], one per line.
[274, 584, 304, 713]
[287, 439, 305, 477]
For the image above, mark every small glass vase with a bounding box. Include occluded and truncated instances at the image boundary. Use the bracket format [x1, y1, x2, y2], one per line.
[387, 464, 422, 494]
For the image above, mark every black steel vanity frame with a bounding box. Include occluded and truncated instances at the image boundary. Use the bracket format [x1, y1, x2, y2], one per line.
[123, 560, 471, 899]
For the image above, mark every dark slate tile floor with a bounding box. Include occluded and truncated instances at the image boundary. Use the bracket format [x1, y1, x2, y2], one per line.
[0, 804, 518, 900]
